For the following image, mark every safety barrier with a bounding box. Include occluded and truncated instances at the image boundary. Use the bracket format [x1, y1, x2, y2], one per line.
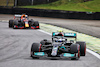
[0, 7, 100, 20]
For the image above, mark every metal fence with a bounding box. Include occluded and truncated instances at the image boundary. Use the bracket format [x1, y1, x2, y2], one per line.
[0, 0, 14, 7]
[17, 0, 58, 6]
[15, 0, 92, 6]
[0, 0, 91, 7]
[0, 0, 58, 6]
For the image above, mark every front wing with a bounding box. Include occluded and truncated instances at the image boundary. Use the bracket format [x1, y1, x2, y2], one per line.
[31, 52, 77, 58]
[13, 25, 39, 29]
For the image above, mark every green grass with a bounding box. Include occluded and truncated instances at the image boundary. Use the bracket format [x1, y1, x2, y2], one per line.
[19, 0, 100, 12]
[0, 0, 14, 6]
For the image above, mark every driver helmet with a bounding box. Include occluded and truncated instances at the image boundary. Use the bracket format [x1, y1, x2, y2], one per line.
[21, 14, 26, 19]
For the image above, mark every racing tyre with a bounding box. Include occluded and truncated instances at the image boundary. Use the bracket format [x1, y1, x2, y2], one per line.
[29, 19, 34, 26]
[76, 41, 86, 56]
[70, 44, 80, 60]
[34, 21, 39, 29]
[70, 44, 78, 53]
[31, 43, 41, 59]
[9, 20, 13, 28]
[13, 20, 19, 29]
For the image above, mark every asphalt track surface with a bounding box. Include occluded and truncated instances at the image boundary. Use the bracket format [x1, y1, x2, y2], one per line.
[39, 18, 100, 38]
[1, 14, 100, 38]
[0, 14, 100, 67]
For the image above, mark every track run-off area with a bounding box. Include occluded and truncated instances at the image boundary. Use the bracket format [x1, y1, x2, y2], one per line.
[0, 14, 100, 67]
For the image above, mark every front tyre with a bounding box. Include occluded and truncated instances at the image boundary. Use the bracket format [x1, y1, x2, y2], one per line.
[76, 41, 86, 56]
[34, 21, 39, 29]
[13, 20, 19, 29]
[9, 20, 13, 28]
[70, 44, 80, 60]
[31, 43, 41, 59]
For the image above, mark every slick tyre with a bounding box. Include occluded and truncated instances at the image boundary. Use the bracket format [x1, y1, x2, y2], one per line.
[34, 21, 39, 26]
[31, 43, 41, 59]
[76, 41, 86, 56]
[31, 43, 40, 52]
[70, 44, 78, 53]
[29, 19, 34, 26]
[71, 44, 80, 60]
[9, 20, 13, 28]
[34, 21, 39, 29]
[13, 20, 19, 29]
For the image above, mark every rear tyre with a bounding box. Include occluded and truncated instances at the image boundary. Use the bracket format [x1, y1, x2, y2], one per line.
[76, 41, 86, 56]
[31, 43, 41, 59]
[9, 20, 13, 28]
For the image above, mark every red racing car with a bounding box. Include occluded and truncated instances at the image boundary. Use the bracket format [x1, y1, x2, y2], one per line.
[9, 14, 39, 29]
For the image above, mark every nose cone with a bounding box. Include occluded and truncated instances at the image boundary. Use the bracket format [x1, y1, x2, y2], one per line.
[25, 22, 29, 27]
[25, 24, 29, 27]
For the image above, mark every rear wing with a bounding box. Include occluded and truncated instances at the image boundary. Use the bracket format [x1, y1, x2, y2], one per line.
[52, 32, 77, 40]
[14, 14, 28, 18]
[52, 32, 64, 37]
[64, 33, 76, 38]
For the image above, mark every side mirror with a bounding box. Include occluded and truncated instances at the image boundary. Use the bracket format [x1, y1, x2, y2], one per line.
[70, 40, 74, 43]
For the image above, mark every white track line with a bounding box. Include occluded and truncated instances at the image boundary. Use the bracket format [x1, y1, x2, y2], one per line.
[0, 20, 8, 22]
[38, 30, 51, 35]
[38, 29, 100, 59]
[86, 49, 100, 59]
